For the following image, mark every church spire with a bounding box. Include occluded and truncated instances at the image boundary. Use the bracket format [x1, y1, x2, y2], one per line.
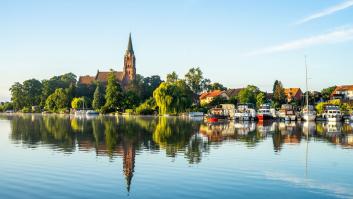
[127, 33, 134, 53]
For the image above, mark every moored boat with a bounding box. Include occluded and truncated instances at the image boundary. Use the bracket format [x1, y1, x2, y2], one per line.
[256, 104, 274, 121]
[234, 103, 256, 121]
[206, 108, 228, 123]
[278, 104, 297, 121]
[323, 105, 342, 122]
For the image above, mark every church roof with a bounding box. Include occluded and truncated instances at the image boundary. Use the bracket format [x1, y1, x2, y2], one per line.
[78, 75, 95, 85]
[127, 33, 134, 53]
[95, 71, 124, 82]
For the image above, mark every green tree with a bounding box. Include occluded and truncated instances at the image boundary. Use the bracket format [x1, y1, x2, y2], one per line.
[185, 67, 204, 94]
[92, 82, 105, 111]
[238, 85, 259, 104]
[166, 71, 178, 83]
[45, 88, 69, 112]
[22, 79, 43, 107]
[135, 97, 156, 115]
[71, 97, 85, 109]
[272, 80, 286, 107]
[9, 82, 25, 111]
[208, 82, 227, 91]
[256, 92, 266, 108]
[153, 81, 193, 115]
[104, 71, 123, 112]
[321, 86, 336, 101]
[122, 91, 140, 110]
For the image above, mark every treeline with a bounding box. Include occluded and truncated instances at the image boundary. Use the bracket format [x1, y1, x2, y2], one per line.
[2, 67, 349, 114]
[4, 67, 226, 114]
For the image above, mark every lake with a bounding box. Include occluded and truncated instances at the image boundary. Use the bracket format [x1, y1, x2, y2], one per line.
[0, 114, 353, 199]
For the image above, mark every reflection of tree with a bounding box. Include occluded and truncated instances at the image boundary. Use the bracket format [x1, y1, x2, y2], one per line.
[153, 117, 198, 157]
[184, 134, 209, 164]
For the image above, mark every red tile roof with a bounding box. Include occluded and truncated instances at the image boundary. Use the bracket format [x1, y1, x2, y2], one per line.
[199, 90, 222, 100]
[334, 85, 353, 92]
[78, 75, 95, 85]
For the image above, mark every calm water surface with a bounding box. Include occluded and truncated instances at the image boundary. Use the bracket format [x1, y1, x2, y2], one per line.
[1, 114, 353, 199]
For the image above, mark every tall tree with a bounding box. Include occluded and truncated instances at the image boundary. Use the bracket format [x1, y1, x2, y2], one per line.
[321, 86, 336, 101]
[238, 85, 260, 104]
[272, 80, 286, 106]
[22, 79, 43, 107]
[208, 82, 227, 91]
[153, 81, 193, 115]
[45, 88, 69, 112]
[166, 71, 178, 83]
[9, 82, 25, 111]
[92, 82, 105, 111]
[104, 71, 123, 112]
[184, 67, 204, 94]
[256, 92, 266, 108]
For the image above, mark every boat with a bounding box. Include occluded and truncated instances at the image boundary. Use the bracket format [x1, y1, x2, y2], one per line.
[302, 105, 316, 121]
[234, 103, 256, 121]
[256, 104, 275, 121]
[188, 112, 204, 117]
[323, 105, 342, 122]
[206, 108, 228, 123]
[86, 110, 99, 115]
[302, 57, 316, 121]
[278, 104, 296, 121]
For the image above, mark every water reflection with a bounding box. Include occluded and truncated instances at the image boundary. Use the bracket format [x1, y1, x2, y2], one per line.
[1, 114, 353, 193]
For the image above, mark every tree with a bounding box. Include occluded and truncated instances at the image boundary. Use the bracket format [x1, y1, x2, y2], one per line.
[185, 67, 204, 94]
[166, 71, 178, 83]
[45, 88, 69, 112]
[153, 81, 193, 115]
[92, 82, 105, 111]
[208, 82, 227, 91]
[238, 85, 260, 104]
[272, 80, 286, 107]
[256, 92, 266, 108]
[321, 86, 336, 101]
[22, 79, 43, 107]
[9, 82, 25, 111]
[142, 75, 163, 100]
[135, 98, 156, 115]
[104, 71, 123, 112]
[122, 91, 140, 110]
[71, 97, 85, 109]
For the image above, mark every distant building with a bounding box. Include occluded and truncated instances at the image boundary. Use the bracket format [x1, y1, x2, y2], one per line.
[222, 88, 243, 99]
[199, 90, 229, 105]
[284, 88, 302, 102]
[331, 85, 353, 100]
[78, 33, 136, 88]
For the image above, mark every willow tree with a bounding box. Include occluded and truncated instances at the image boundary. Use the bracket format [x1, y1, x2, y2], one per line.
[153, 80, 193, 115]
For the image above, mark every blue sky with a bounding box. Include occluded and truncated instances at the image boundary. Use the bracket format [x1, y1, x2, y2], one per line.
[1, 0, 353, 101]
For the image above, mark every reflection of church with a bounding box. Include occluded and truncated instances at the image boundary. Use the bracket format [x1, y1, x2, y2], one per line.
[122, 141, 135, 192]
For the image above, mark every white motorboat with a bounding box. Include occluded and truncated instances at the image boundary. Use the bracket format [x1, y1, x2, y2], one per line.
[234, 104, 256, 121]
[323, 105, 342, 122]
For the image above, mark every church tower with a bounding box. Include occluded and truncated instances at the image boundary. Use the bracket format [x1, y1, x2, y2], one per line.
[123, 33, 136, 84]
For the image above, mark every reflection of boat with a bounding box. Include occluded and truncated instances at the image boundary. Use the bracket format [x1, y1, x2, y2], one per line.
[278, 104, 296, 121]
[234, 104, 256, 121]
[323, 105, 342, 122]
[234, 121, 256, 135]
[256, 104, 275, 121]
[256, 120, 275, 134]
[302, 121, 316, 136]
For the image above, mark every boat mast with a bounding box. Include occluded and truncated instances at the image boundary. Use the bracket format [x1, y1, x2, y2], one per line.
[305, 56, 309, 109]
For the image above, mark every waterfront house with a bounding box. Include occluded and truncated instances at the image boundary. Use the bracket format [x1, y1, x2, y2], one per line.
[222, 88, 243, 99]
[199, 90, 229, 105]
[331, 85, 353, 100]
[284, 88, 302, 102]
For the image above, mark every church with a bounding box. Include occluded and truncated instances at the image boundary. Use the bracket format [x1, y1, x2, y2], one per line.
[78, 34, 136, 88]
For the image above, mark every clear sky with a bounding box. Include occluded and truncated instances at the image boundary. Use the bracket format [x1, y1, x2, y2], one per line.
[1, 0, 353, 101]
